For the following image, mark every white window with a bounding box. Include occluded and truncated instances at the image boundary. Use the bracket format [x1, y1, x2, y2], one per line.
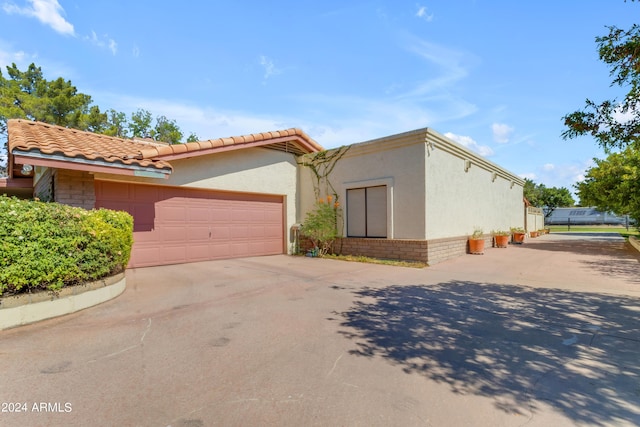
[347, 185, 387, 237]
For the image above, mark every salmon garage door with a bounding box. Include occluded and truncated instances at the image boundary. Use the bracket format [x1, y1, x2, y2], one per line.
[95, 181, 284, 268]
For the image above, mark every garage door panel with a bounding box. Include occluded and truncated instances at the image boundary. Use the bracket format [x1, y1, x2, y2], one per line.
[95, 181, 284, 268]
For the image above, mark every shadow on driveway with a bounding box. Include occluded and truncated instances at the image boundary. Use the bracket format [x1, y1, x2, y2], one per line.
[338, 280, 640, 425]
[526, 232, 640, 285]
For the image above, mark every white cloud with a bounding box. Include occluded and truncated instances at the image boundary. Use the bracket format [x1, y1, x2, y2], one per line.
[3, 0, 74, 36]
[416, 5, 434, 22]
[444, 132, 494, 157]
[542, 163, 555, 171]
[491, 122, 514, 143]
[400, 36, 473, 98]
[132, 45, 140, 58]
[85, 31, 117, 55]
[259, 55, 282, 81]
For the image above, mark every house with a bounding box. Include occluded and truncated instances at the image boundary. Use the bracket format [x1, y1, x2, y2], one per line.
[2, 119, 525, 267]
[298, 128, 525, 264]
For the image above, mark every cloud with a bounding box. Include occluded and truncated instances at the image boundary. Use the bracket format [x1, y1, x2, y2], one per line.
[542, 163, 555, 171]
[86, 31, 117, 55]
[3, 0, 74, 36]
[132, 45, 140, 58]
[415, 5, 434, 22]
[491, 122, 514, 143]
[444, 132, 494, 157]
[259, 55, 282, 81]
[399, 35, 476, 101]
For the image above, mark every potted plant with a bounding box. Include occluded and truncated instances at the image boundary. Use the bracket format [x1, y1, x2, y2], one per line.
[492, 230, 510, 248]
[511, 227, 526, 244]
[530, 230, 539, 238]
[468, 228, 485, 255]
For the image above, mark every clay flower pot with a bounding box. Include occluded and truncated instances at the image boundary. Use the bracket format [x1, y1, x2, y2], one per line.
[512, 232, 526, 244]
[468, 238, 485, 255]
[494, 235, 509, 248]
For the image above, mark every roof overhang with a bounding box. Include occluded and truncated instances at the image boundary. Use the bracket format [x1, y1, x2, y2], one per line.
[13, 151, 172, 179]
[149, 135, 320, 161]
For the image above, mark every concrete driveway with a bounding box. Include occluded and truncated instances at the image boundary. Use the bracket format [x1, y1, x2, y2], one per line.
[1, 233, 639, 426]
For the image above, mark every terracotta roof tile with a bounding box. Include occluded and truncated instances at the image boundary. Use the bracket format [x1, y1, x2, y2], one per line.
[8, 120, 324, 172]
[8, 119, 172, 171]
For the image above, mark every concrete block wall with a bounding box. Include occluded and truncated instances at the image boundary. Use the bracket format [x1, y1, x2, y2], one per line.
[54, 169, 96, 209]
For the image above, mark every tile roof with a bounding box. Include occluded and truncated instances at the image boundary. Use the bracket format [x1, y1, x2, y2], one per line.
[8, 119, 172, 171]
[8, 119, 323, 173]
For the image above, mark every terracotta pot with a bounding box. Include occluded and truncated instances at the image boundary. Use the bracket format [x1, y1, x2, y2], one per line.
[530, 231, 539, 238]
[512, 232, 525, 244]
[468, 238, 485, 255]
[494, 235, 509, 248]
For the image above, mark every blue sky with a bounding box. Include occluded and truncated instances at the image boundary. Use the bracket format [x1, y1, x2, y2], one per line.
[0, 1, 636, 197]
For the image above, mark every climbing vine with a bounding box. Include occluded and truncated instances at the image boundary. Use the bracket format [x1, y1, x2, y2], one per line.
[298, 146, 350, 256]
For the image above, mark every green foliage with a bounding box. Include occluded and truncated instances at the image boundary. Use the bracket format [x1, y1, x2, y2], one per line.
[576, 146, 640, 226]
[151, 115, 183, 144]
[562, 7, 640, 151]
[301, 196, 341, 256]
[523, 178, 575, 216]
[0, 196, 133, 296]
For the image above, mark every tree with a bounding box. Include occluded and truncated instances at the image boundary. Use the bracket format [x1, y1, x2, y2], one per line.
[151, 115, 183, 144]
[186, 132, 199, 143]
[576, 147, 640, 224]
[128, 109, 153, 138]
[562, 15, 640, 150]
[523, 178, 575, 218]
[562, 1, 639, 227]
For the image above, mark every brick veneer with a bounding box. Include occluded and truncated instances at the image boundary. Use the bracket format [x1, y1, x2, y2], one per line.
[324, 235, 495, 265]
[54, 169, 96, 209]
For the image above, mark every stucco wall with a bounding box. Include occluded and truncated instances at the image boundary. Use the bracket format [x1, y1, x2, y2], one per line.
[299, 128, 524, 242]
[94, 147, 299, 250]
[424, 138, 524, 239]
[298, 133, 427, 239]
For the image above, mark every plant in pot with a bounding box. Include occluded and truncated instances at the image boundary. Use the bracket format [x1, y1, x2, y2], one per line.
[468, 228, 485, 255]
[492, 230, 510, 248]
[511, 227, 526, 244]
[530, 230, 539, 238]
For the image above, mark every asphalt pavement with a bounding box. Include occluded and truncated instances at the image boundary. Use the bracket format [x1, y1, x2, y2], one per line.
[0, 232, 638, 426]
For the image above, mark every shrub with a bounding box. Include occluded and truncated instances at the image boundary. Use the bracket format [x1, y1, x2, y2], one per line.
[301, 196, 341, 257]
[0, 196, 133, 296]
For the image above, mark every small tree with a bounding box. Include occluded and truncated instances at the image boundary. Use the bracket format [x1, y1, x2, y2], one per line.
[301, 196, 341, 256]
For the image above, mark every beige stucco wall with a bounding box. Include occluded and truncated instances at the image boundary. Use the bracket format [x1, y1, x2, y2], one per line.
[299, 128, 525, 242]
[94, 147, 300, 251]
[298, 131, 427, 239]
[424, 131, 524, 239]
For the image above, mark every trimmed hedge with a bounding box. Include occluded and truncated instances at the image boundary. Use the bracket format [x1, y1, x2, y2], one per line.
[0, 196, 133, 296]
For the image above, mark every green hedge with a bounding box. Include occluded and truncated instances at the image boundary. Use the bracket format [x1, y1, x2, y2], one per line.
[0, 196, 133, 296]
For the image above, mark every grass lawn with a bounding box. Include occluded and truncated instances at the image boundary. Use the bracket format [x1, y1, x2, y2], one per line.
[548, 225, 639, 239]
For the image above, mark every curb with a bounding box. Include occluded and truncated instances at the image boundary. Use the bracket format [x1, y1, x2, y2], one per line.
[630, 236, 640, 253]
[0, 273, 126, 330]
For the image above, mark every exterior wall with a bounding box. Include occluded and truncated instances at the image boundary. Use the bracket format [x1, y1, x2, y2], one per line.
[424, 131, 524, 239]
[298, 127, 524, 265]
[54, 169, 95, 209]
[526, 206, 545, 232]
[298, 131, 428, 239]
[93, 147, 299, 252]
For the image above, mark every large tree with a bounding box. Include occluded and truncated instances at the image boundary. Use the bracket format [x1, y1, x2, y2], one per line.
[576, 147, 640, 224]
[562, 2, 640, 226]
[523, 178, 575, 218]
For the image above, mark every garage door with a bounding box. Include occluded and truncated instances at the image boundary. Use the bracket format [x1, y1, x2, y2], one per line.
[95, 181, 284, 268]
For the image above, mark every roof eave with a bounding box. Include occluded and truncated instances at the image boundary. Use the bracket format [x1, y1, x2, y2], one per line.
[13, 151, 172, 179]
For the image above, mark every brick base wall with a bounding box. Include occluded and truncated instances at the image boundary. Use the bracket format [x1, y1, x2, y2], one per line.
[54, 169, 96, 210]
[302, 235, 496, 266]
